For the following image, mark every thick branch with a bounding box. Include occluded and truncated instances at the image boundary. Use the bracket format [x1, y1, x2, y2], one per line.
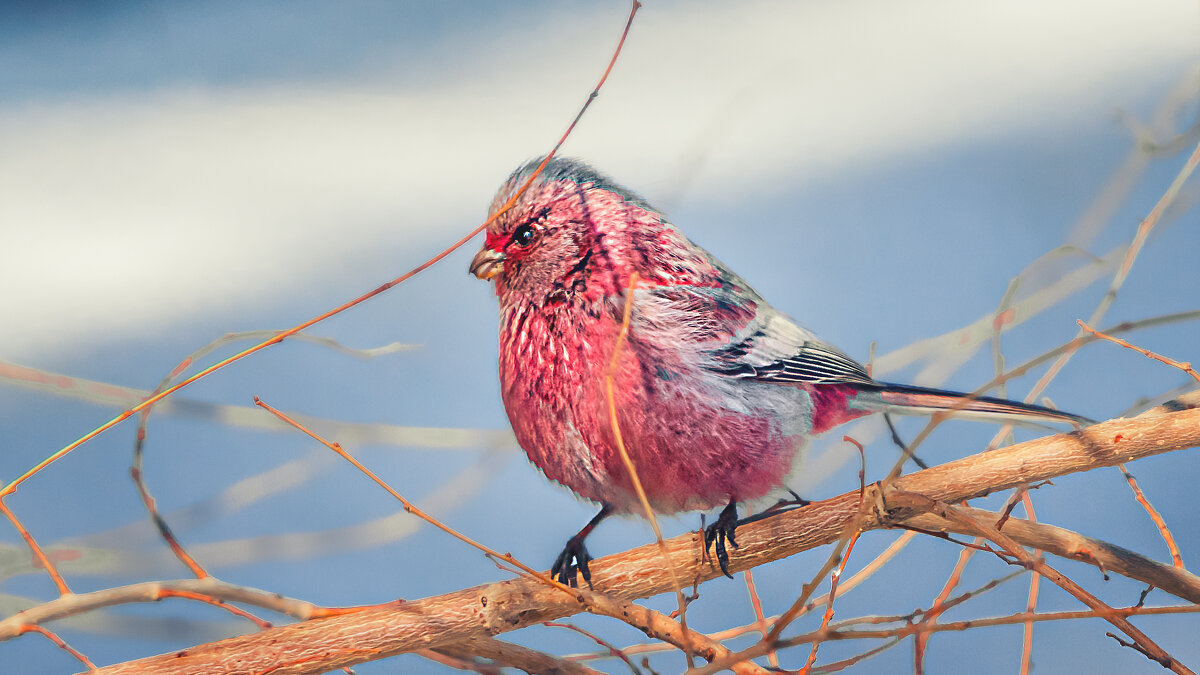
[903, 506, 1200, 604]
[91, 399, 1200, 674]
[434, 636, 600, 675]
[930, 499, 1192, 674]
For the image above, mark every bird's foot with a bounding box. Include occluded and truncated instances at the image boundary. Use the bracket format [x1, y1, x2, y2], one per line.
[703, 501, 740, 579]
[551, 535, 594, 588]
[551, 503, 613, 588]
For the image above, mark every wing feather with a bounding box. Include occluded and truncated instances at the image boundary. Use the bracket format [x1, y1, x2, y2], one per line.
[707, 328, 874, 386]
[631, 252, 874, 388]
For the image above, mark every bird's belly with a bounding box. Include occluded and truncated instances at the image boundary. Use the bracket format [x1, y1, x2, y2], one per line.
[502, 339, 810, 513]
[606, 378, 808, 513]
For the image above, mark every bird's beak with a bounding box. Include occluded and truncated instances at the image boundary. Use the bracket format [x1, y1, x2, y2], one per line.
[470, 248, 506, 281]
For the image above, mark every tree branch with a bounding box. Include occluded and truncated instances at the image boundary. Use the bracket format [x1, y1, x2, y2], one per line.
[902, 506, 1200, 604]
[90, 395, 1200, 674]
[927, 499, 1194, 674]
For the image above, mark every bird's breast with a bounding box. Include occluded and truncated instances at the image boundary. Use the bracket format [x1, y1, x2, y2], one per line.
[497, 300, 627, 502]
[495, 299, 810, 513]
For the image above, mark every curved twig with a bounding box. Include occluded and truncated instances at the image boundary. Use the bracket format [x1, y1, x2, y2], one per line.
[88, 397, 1200, 674]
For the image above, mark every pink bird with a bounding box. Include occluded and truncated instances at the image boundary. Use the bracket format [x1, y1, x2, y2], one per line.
[471, 157, 1088, 585]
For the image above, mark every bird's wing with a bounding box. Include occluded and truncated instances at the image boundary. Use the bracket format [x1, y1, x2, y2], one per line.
[634, 265, 875, 388]
[701, 309, 876, 386]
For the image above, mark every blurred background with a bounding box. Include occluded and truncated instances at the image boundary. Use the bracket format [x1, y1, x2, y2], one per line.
[2, 0, 1199, 672]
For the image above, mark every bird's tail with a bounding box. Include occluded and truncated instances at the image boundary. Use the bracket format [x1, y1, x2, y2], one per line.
[855, 382, 1092, 428]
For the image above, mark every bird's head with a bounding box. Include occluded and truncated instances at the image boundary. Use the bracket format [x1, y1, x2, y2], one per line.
[470, 157, 658, 304]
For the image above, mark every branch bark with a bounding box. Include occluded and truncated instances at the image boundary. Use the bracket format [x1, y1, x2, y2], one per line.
[90, 396, 1200, 674]
[927, 499, 1193, 674]
[903, 506, 1200, 604]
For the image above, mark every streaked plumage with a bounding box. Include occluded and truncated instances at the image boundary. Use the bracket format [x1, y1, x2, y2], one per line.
[471, 157, 1087, 584]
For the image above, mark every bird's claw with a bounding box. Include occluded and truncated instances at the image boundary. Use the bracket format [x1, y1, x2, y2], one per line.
[551, 536, 594, 588]
[703, 502, 740, 579]
[551, 503, 612, 588]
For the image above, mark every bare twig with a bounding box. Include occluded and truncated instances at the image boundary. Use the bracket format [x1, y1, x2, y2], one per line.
[902, 505, 1200, 605]
[741, 569, 777, 669]
[927, 499, 1193, 674]
[0, 577, 377, 641]
[546, 622, 641, 675]
[914, 532, 979, 671]
[0, 500, 70, 595]
[798, 529, 862, 674]
[769, 604, 1200, 650]
[253, 397, 563, 592]
[1022, 129, 1200, 406]
[0, 358, 513, 451]
[18, 624, 96, 671]
[809, 637, 903, 674]
[605, 271, 696, 666]
[89, 401, 1200, 674]
[1079, 320, 1200, 383]
[1018, 493, 1041, 675]
[1118, 463, 1185, 568]
[0, 0, 642, 502]
[576, 592, 769, 675]
[154, 589, 272, 630]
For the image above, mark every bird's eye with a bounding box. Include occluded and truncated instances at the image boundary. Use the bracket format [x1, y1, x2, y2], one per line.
[511, 224, 537, 248]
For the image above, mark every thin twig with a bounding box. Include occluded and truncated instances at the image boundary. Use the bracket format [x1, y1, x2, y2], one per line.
[1078, 320, 1200, 383]
[1118, 463, 1185, 568]
[88, 401, 1200, 674]
[546, 622, 642, 675]
[771, 604, 1200, 650]
[0, 577, 390, 641]
[18, 625, 96, 671]
[576, 591, 769, 675]
[809, 637, 903, 674]
[914, 532, 979, 671]
[605, 271, 697, 667]
[154, 588, 273, 629]
[927, 498, 1193, 674]
[1030, 129, 1200, 394]
[0, 0, 643, 501]
[0, 500, 70, 595]
[253, 397, 565, 594]
[129, 464, 208, 579]
[902, 504, 1200, 604]
[742, 569, 778, 668]
[1018, 492, 1041, 675]
[798, 529, 863, 674]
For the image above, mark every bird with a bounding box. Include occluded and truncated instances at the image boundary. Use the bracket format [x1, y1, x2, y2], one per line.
[470, 157, 1089, 586]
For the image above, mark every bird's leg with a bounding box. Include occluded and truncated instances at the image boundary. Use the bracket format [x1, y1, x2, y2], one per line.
[703, 500, 740, 579]
[551, 503, 613, 588]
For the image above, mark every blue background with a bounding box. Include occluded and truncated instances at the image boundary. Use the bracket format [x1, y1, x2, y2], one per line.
[2, 1, 1199, 673]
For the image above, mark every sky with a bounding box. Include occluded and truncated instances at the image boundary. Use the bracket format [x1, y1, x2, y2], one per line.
[2, 1, 1199, 673]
